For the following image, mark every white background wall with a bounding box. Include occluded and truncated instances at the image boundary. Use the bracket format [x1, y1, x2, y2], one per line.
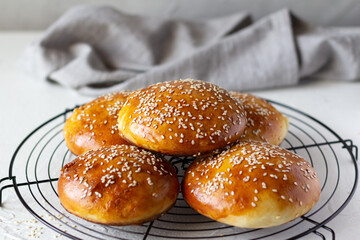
[1, 0, 360, 30]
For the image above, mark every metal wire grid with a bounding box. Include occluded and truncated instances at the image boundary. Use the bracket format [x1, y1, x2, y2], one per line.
[0, 100, 358, 240]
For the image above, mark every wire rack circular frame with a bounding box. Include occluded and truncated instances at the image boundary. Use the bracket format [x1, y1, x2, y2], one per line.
[1, 100, 358, 240]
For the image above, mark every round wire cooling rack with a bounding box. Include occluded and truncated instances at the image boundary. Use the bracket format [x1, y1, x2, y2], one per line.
[1, 100, 358, 240]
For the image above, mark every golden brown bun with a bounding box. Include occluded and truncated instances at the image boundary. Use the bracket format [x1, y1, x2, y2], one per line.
[63, 92, 132, 155]
[230, 92, 289, 145]
[118, 79, 247, 156]
[58, 145, 179, 225]
[182, 140, 320, 228]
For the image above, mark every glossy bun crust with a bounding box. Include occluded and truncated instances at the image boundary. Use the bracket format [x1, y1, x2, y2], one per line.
[230, 92, 289, 145]
[63, 92, 132, 155]
[182, 141, 320, 228]
[118, 79, 247, 156]
[58, 145, 179, 225]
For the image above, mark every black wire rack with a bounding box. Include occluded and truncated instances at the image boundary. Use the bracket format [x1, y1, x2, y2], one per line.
[1, 100, 358, 240]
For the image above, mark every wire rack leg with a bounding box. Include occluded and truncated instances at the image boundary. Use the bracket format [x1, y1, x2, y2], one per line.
[301, 216, 335, 240]
[343, 140, 358, 161]
[0, 177, 58, 206]
[0, 177, 14, 205]
[313, 230, 326, 240]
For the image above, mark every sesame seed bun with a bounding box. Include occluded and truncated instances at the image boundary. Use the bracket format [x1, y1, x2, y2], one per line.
[58, 145, 179, 225]
[182, 140, 321, 228]
[230, 92, 289, 145]
[63, 92, 132, 155]
[117, 79, 247, 156]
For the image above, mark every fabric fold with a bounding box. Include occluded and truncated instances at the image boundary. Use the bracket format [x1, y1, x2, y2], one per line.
[17, 5, 360, 96]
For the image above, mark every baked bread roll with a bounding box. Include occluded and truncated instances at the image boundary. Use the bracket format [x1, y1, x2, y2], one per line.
[58, 145, 179, 225]
[118, 79, 247, 156]
[63, 92, 132, 155]
[182, 140, 321, 228]
[230, 92, 289, 145]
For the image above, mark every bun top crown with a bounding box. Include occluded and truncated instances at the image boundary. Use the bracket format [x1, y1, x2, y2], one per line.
[63, 91, 132, 155]
[230, 92, 289, 145]
[182, 140, 321, 228]
[118, 79, 247, 156]
[58, 144, 179, 225]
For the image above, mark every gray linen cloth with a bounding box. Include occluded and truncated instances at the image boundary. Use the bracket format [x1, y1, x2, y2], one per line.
[18, 5, 360, 96]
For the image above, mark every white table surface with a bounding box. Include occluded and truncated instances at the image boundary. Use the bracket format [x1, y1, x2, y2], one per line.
[0, 32, 359, 240]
